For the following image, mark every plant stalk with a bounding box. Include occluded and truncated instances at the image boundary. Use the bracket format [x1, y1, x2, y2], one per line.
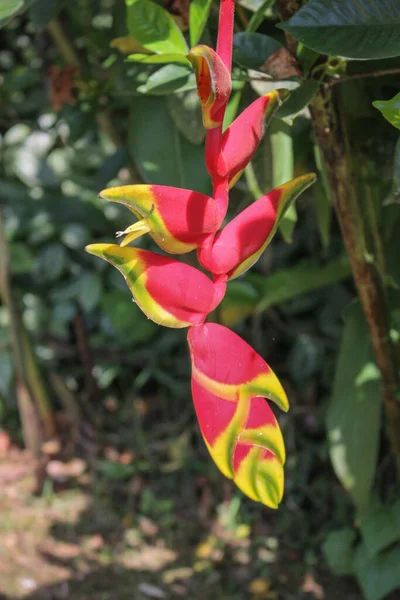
[277, 0, 400, 480]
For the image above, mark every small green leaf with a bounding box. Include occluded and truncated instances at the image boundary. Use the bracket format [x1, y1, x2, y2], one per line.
[354, 542, 400, 600]
[126, 53, 190, 65]
[360, 500, 400, 559]
[269, 118, 296, 242]
[129, 95, 211, 193]
[373, 92, 400, 130]
[276, 80, 319, 118]
[189, 0, 212, 46]
[327, 303, 381, 510]
[233, 32, 282, 70]
[9, 243, 35, 275]
[322, 528, 356, 576]
[137, 64, 193, 95]
[0, 0, 23, 23]
[126, 0, 188, 55]
[278, 0, 400, 60]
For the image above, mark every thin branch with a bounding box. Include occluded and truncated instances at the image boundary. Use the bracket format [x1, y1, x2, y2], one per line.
[327, 67, 400, 87]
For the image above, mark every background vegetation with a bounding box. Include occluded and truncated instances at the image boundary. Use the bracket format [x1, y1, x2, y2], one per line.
[0, 0, 399, 599]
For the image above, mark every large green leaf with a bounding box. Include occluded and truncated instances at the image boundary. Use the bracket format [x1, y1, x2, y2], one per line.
[189, 0, 212, 47]
[279, 0, 400, 60]
[327, 303, 381, 510]
[221, 255, 351, 326]
[129, 95, 211, 193]
[233, 32, 282, 70]
[354, 542, 400, 600]
[373, 92, 400, 130]
[126, 0, 188, 55]
[30, 0, 67, 29]
[359, 500, 400, 559]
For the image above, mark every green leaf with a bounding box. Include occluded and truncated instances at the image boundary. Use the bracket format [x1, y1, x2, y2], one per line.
[129, 95, 211, 193]
[373, 92, 400, 130]
[30, 0, 67, 29]
[126, 53, 190, 65]
[322, 528, 357, 576]
[9, 243, 35, 275]
[269, 118, 296, 242]
[327, 303, 381, 511]
[77, 273, 102, 313]
[137, 64, 193, 95]
[354, 542, 400, 600]
[189, 0, 212, 47]
[246, 0, 276, 33]
[233, 32, 282, 70]
[126, 0, 188, 55]
[102, 290, 157, 345]
[276, 80, 319, 118]
[278, 0, 400, 60]
[0, 0, 23, 22]
[167, 90, 205, 145]
[360, 500, 400, 559]
[220, 281, 259, 327]
[256, 255, 351, 314]
[221, 256, 351, 326]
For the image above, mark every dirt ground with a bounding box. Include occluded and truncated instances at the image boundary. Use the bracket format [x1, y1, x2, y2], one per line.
[0, 446, 367, 600]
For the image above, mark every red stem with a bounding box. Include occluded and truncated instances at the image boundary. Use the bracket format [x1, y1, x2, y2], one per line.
[216, 0, 235, 72]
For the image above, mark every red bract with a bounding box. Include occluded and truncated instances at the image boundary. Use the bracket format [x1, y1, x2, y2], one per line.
[86, 244, 226, 328]
[86, 0, 316, 507]
[99, 184, 222, 254]
[198, 174, 316, 279]
[188, 324, 288, 508]
[221, 90, 290, 186]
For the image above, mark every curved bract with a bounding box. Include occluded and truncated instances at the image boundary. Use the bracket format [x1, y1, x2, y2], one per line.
[198, 174, 316, 279]
[221, 90, 290, 187]
[188, 323, 288, 507]
[99, 184, 222, 254]
[187, 45, 231, 129]
[86, 244, 226, 328]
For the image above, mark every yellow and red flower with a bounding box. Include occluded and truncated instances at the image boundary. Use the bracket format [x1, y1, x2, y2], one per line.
[86, 244, 226, 328]
[86, 0, 317, 508]
[99, 184, 222, 254]
[188, 323, 288, 508]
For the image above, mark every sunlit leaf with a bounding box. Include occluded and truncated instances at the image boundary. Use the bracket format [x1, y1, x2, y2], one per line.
[327, 303, 381, 510]
[373, 92, 400, 130]
[189, 0, 213, 47]
[126, 0, 188, 55]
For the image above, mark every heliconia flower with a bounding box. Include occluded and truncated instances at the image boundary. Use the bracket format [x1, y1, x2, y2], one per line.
[85, 244, 227, 328]
[220, 90, 290, 187]
[99, 185, 222, 255]
[198, 173, 316, 279]
[188, 323, 288, 507]
[187, 45, 231, 129]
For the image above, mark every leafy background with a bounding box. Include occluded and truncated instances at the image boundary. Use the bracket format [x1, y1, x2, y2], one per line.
[0, 0, 399, 599]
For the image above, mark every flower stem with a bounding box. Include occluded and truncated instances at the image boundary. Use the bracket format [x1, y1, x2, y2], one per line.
[216, 0, 235, 72]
